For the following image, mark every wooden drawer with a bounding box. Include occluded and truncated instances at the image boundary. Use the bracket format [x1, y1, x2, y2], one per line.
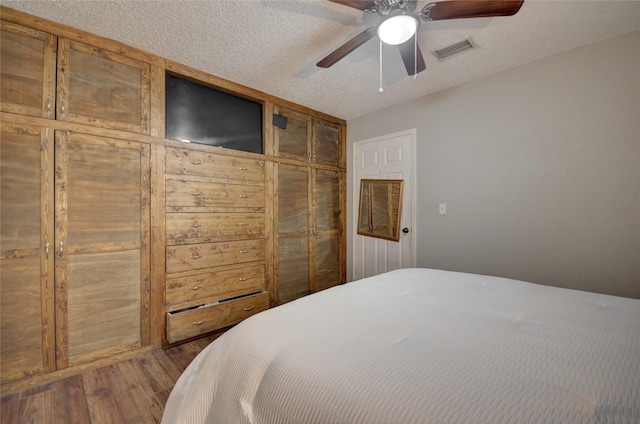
[166, 265, 265, 311]
[166, 147, 265, 182]
[166, 178, 264, 209]
[166, 239, 265, 274]
[166, 212, 264, 244]
[166, 292, 269, 343]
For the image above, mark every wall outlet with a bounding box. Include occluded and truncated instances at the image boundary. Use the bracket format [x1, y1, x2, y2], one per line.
[439, 203, 447, 215]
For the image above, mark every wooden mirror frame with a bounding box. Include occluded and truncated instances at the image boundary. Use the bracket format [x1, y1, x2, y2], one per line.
[357, 179, 404, 242]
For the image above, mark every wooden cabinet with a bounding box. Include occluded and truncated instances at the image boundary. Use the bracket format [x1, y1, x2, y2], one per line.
[0, 124, 151, 385]
[0, 21, 56, 118]
[1, 21, 150, 134]
[57, 39, 151, 134]
[275, 164, 344, 303]
[274, 105, 344, 168]
[0, 124, 55, 384]
[164, 146, 268, 343]
[54, 131, 151, 368]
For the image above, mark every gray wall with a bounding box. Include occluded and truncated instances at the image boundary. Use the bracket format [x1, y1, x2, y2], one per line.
[347, 31, 640, 298]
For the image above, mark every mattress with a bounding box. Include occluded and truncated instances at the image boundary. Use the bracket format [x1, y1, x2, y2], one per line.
[162, 268, 640, 424]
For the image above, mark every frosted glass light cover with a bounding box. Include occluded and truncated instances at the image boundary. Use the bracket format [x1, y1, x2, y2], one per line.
[377, 15, 418, 45]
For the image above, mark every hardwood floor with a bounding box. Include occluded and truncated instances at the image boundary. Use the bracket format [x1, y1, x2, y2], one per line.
[0, 334, 220, 424]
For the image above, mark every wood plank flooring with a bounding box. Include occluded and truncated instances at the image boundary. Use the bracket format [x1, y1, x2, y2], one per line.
[0, 334, 220, 424]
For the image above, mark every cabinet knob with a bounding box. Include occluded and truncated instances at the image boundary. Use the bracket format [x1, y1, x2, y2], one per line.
[243, 306, 255, 312]
[192, 320, 206, 326]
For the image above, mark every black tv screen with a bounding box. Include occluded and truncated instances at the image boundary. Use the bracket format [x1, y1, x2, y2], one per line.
[165, 74, 263, 154]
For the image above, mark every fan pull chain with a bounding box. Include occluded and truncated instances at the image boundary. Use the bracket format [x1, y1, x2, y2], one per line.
[379, 39, 383, 93]
[414, 35, 418, 79]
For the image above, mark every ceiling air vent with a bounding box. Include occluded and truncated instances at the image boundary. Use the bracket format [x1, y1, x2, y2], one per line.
[432, 38, 476, 61]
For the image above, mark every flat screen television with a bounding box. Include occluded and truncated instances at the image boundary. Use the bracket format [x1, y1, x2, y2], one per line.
[165, 74, 263, 154]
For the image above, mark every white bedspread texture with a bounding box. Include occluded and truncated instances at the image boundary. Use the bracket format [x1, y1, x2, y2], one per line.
[162, 268, 640, 424]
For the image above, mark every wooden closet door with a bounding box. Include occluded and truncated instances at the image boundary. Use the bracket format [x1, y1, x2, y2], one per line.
[0, 21, 56, 118]
[54, 131, 150, 368]
[276, 164, 310, 303]
[57, 39, 150, 134]
[312, 170, 343, 292]
[0, 124, 55, 384]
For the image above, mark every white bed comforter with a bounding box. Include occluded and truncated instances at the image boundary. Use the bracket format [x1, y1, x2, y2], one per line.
[162, 268, 640, 424]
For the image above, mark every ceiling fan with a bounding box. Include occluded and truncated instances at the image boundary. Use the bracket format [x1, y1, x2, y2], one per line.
[317, 0, 525, 76]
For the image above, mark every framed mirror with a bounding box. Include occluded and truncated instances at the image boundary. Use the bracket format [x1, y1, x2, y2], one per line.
[357, 179, 404, 242]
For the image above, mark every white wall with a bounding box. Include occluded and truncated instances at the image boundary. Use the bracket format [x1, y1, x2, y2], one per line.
[347, 31, 640, 298]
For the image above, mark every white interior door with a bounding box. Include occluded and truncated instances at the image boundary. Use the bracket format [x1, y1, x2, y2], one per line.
[353, 129, 415, 280]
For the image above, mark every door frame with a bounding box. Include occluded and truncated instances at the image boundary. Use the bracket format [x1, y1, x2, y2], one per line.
[351, 128, 417, 281]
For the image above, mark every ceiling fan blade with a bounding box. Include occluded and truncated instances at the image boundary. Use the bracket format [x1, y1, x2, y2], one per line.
[398, 36, 426, 76]
[424, 0, 524, 21]
[317, 27, 377, 68]
[329, 0, 377, 12]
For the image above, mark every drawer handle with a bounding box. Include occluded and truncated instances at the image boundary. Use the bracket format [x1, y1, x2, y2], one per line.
[239, 249, 250, 254]
[238, 167, 249, 171]
[190, 161, 203, 165]
[238, 194, 252, 199]
[237, 222, 248, 226]
[191, 190, 204, 197]
[243, 306, 255, 312]
[239, 276, 253, 281]
[190, 223, 202, 228]
[192, 320, 206, 326]
[190, 254, 202, 260]
[189, 286, 203, 290]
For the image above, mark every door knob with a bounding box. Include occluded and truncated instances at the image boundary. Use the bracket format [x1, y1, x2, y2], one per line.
[402, 228, 409, 234]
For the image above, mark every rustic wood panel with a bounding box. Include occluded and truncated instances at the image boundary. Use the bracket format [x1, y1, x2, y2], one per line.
[165, 212, 265, 244]
[315, 170, 341, 232]
[277, 166, 309, 234]
[0, 21, 56, 118]
[277, 236, 310, 303]
[166, 292, 268, 343]
[166, 239, 265, 274]
[0, 128, 42, 250]
[0, 124, 55, 385]
[166, 178, 265, 209]
[57, 39, 151, 134]
[313, 118, 341, 167]
[66, 250, 142, 365]
[274, 106, 311, 160]
[315, 233, 341, 292]
[166, 264, 265, 311]
[165, 146, 265, 182]
[55, 131, 151, 369]
[0, 257, 46, 382]
[65, 137, 143, 246]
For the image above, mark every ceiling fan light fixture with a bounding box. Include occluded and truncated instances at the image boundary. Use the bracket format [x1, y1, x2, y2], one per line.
[377, 13, 418, 45]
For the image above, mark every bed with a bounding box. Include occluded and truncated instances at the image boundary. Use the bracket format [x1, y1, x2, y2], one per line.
[162, 268, 640, 424]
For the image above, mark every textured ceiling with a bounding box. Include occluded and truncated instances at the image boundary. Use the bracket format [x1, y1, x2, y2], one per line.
[4, 0, 639, 120]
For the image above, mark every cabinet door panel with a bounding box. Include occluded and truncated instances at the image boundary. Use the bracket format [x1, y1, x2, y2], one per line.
[55, 131, 150, 368]
[277, 168, 309, 234]
[0, 21, 56, 118]
[277, 237, 310, 303]
[313, 119, 342, 166]
[57, 39, 150, 134]
[0, 257, 46, 382]
[0, 124, 54, 384]
[315, 233, 340, 292]
[315, 171, 341, 232]
[274, 107, 310, 160]
[66, 250, 141, 365]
